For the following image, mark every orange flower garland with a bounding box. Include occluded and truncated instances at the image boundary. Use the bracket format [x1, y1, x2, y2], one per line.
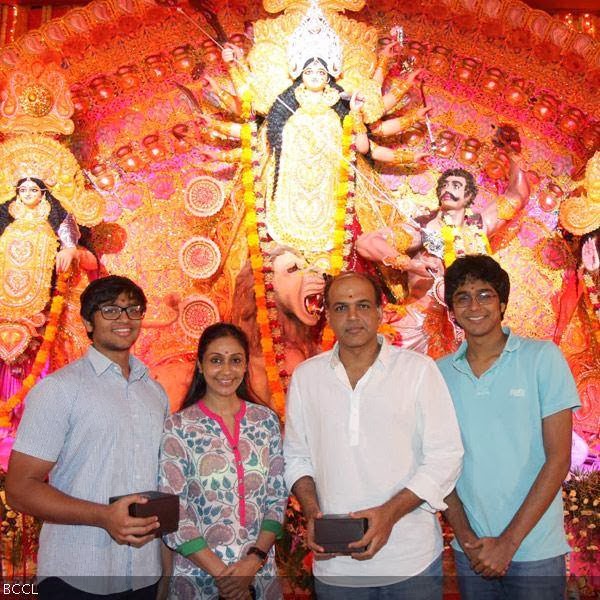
[0, 271, 70, 429]
[321, 112, 356, 351]
[583, 272, 600, 346]
[240, 90, 286, 416]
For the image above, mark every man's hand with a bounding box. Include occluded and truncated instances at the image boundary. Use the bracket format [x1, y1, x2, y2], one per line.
[403, 253, 442, 279]
[348, 504, 397, 561]
[356, 229, 398, 262]
[100, 494, 159, 547]
[306, 512, 340, 561]
[215, 556, 260, 599]
[464, 536, 518, 578]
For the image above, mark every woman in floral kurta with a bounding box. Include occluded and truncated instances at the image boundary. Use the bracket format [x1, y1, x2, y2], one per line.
[159, 323, 287, 599]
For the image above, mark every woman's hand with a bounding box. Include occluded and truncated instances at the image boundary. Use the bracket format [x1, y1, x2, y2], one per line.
[582, 235, 599, 272]
[55, 247, 79, 273]
[378, 41, 398, 59]
[222, 43, 244, 64]
[350, 91, 366, 113]
[215, 555, 261, 599]
[405, 67, 425, 87]
[416, 106, 431, 120]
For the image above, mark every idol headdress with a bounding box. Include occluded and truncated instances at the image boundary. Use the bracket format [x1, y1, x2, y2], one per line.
[286, 0, 343, 79]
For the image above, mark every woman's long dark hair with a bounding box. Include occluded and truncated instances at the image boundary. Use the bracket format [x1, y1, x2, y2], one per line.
[266, 58, 350, 199]
[180, 322, 261, 411]
[0, 178, 68, 237]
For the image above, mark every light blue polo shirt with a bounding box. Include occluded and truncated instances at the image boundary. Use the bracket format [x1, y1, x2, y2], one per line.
[437, 328, 580, 562]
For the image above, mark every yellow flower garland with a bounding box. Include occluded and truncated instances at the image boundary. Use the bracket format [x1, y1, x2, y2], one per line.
[240, 90, 286, 416]
[440, 210, 492, 267]
[321, 113, 355, 351]
[0, 271, 69, 429]
[330, 113, 354, 275]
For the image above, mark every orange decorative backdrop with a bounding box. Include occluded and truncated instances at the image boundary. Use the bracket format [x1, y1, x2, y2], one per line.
[0, 0, 598, 433]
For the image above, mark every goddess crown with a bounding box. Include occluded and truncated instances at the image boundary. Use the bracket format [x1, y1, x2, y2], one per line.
[287, 0, 342, 79]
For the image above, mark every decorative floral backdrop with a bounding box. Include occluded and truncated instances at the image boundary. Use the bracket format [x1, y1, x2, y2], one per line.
[0, 0, 597, 430]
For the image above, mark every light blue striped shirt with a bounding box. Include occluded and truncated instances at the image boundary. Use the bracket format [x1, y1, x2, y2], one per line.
[13, 346, 169, 594]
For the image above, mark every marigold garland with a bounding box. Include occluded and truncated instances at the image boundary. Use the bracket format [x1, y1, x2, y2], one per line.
[441, 209, 492, 267]
[240, 90, 286, 416]
[0, 271, 70, 429]
[582, 271, 600, 346]
[321, 112, 357, 351]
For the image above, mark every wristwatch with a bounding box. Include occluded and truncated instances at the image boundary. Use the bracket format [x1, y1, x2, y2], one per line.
[246, 545, 268, 564]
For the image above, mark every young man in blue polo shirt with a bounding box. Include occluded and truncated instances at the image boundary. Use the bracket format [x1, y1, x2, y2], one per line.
[437, 255, 580, 600]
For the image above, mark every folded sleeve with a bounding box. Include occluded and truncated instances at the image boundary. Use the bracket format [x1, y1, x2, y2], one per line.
[283, 372, 315, 491]
[260, 411, 288, 538]
[404, 359, 464, 512]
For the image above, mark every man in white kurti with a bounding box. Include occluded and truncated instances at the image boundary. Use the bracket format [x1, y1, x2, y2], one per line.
[284, 272, 464, 599]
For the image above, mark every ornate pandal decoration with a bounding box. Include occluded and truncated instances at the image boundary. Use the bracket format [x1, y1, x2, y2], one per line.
[241, 88, 355, 404]
[0, 197, 57, 321]
[320, 111, 356, 350]
[240, 90, 287, 416]
[0, 271, 70, 428]
[440, 209, 492, 267]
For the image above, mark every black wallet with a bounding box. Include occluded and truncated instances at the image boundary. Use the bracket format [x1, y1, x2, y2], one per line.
[108, 491, 179, 537]
[314, 514, 368, 554]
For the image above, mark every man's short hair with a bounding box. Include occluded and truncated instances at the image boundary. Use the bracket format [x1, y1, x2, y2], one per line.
[444, 255, 510, 310]
[323, 271, 383, 308]
[436, 168, 478, 204]
[80, 275, 147, 324]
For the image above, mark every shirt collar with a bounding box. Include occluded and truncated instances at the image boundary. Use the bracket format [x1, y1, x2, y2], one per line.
[329, 334, 390, 371]
[453, 326, 519, 366]
[85, 345, 148, 381]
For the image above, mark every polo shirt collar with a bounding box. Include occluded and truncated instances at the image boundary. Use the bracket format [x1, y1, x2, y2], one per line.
[502, 327, 521, 352]
[453, 326, 520, 369]
[329, 334, 390, 370]
[86, 345, 148, 381]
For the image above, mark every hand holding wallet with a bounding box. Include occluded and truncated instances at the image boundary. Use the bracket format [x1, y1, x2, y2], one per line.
[314, 514, 369, 554]
[108, 491, 179, 537]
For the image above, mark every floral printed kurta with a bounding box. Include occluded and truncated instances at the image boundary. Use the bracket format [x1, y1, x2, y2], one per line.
[159, 401, 287, 599]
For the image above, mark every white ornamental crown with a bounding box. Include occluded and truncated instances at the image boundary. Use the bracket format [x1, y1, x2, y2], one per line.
[287, 0, 343, 79]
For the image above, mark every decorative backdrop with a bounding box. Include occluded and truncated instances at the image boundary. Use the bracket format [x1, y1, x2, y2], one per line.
[0, 0, 598, 432]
